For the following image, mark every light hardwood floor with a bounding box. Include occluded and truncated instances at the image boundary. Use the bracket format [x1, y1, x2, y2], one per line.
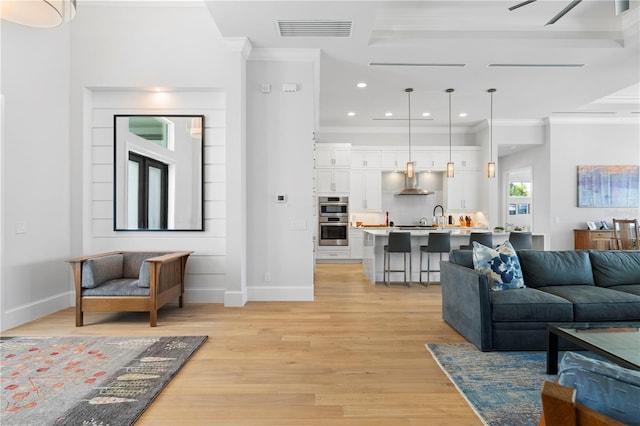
[2, 264, 482, 425]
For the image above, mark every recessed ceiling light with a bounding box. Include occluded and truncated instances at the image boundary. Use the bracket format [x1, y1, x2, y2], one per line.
[347, 112, 356, 116]
[459, 113, 468, 117]
[422, 112, 431, 117]
[385, 112, 393, 117]
[357, 82, 367, 88]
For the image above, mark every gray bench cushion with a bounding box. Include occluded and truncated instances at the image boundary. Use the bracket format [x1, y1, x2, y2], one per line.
[590, 250, 640, 288]
[82, 279, 150, 297]
[490, 288, 574, 322]
[123, 253, 162, 288]
[81, 254, 123, 289]
[540, 285, 640, 321]
[518, 250, 594, 288]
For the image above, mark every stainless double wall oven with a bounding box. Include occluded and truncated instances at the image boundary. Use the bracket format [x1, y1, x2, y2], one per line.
[318, 196, 349, 246]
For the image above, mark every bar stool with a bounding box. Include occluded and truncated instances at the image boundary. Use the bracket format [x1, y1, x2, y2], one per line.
[509, 231, 532, 250]
[419, 232, 451, 286]
[383, 232, 412, 287]
[459, 232, 493, 250]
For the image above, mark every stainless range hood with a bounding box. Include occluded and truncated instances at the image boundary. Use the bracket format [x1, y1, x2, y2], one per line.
[396, 171, 434, 195]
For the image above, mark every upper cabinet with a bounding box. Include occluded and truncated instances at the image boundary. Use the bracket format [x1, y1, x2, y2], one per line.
[316, 144, 351, 168]
[452, 149, 480, 170]
[444, 170, 480, 211]
[350, 150, 381, 169]
[317, 169, 350, 194]
[380, 150, 409, 171]
[350, 170, 382, 211]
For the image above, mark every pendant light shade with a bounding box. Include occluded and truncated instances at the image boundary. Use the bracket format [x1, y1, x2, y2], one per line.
[487, 88, 497, 178]
[405, 88, 415, 178]
[446, 88, 455, 178]
[1, 0, 76, 28]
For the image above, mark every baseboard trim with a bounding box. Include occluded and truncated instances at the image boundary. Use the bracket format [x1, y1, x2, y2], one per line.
[1, 292, 72, 332]
[248, 286, 314, 302]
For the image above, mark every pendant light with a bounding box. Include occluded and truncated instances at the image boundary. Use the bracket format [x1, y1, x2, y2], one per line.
[487, 88, 497, 178]
[1, 0, 76, 28]
[405, 88, 415, 178]
[446, 88, 455, 178]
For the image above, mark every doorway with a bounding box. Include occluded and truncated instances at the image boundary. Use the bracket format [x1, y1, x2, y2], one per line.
[504, 167, 533, 231]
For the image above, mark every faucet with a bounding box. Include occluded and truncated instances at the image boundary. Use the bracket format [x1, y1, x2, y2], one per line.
[433, 204, 444, 217]
[419, 217, 428, 226]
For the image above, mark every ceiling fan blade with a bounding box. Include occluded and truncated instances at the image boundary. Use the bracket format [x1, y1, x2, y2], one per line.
[545, 0, 582, 25]
[615, 0, 630, 15]
[508, 0, 537, 11]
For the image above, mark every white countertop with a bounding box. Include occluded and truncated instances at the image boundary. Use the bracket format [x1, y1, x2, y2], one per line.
[362, 228, 499, 236]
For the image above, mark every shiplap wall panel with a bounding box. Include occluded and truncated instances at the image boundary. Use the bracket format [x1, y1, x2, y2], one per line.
[88, 90, 227, 301]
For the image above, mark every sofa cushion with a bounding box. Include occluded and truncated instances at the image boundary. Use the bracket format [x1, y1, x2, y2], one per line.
[558, 351, 640, 425]
[473, 240, 525, 290]
[490, 288, 573, 322]
[81, 254, 123, 289]
[449, 249, 474, 269]
[590, 250, 640, 288]
[82, 278, 150, 297]
[518, 250, 593, 289]
[611, 284, 640, 297]
[540, 285, 640, 321]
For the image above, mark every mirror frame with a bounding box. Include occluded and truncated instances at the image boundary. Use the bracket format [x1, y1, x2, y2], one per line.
[113, 114, 205, 231]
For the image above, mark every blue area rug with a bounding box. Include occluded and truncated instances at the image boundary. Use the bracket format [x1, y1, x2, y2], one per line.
[1, 335, 207, 425]
[426, 343, 556, 426]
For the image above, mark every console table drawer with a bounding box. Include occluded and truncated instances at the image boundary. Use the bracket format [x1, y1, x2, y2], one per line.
[574, 229, 614, 250]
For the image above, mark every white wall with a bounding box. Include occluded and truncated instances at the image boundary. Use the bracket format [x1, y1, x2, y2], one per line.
[500, 118, 640, 250]
[68, 4, 235, 306]
[1, 21, 72, 330]
[1, 3, 319, 329]
[245, 55, 316, 301]
[548, 118, 640, 249]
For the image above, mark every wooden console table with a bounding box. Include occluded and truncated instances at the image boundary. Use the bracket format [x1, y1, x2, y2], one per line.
[574, 229, 614, 250]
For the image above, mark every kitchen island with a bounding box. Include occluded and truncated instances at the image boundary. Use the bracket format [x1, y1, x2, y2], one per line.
[362, 228, 544, 284]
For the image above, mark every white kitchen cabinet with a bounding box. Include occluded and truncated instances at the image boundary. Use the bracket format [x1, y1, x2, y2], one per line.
[452, 149, 480, 170]
[380, 150, 409, 171]
[350, 150, 381, 169]
[316, 247, 350, 260]
[317, 169, 350, 194]
[444, 170, 480, 211]
[350, 170, 382, 211]
[409, 150, 430, 170]
[350, 227, 364, 259]
[424, 150, 449, 170]
[316, 144, 350, 168]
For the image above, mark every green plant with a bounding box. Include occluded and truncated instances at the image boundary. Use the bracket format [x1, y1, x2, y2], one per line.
[509, 182, 529, 197]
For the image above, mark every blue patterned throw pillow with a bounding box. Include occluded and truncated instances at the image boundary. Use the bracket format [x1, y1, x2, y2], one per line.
[472, 240, 525, 290]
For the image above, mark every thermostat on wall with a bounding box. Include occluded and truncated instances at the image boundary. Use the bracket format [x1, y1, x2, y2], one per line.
[277, 194, 287, 203]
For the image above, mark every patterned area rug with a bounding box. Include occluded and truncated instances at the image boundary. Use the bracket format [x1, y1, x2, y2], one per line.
[1, 335, 207, 425]
[426, 343, 556, 426]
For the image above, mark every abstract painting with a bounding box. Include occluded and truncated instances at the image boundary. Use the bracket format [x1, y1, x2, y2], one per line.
[577, 165, 639, 208]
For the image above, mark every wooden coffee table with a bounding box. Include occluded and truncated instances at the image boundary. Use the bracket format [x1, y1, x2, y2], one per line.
[546, 322, 640, 374]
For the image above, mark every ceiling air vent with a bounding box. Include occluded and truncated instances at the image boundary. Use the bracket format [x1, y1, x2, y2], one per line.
[277, 20, 352, 38]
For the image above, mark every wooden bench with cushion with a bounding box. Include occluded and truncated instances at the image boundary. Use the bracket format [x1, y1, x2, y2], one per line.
[66, 251, 192, 327]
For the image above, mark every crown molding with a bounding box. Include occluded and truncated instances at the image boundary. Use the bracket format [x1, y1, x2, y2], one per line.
[249, 48, 321, 63]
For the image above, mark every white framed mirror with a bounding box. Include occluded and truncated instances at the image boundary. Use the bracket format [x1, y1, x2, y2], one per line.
[114, 115, 204, 231]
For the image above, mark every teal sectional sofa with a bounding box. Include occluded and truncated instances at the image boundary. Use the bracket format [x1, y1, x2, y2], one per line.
[440, 250, 640, 351]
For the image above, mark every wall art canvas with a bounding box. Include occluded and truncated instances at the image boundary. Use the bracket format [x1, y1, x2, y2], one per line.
[577, 165, 639, 208]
